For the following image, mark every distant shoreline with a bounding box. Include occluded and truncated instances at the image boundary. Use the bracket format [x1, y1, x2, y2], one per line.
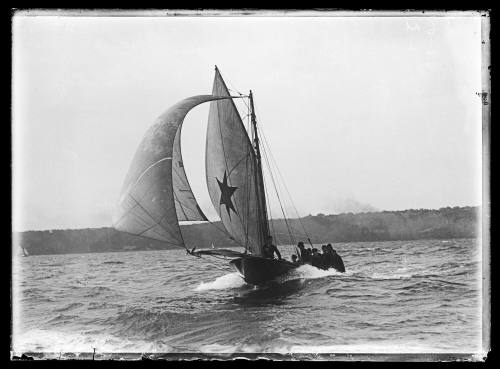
[17, 237, 479, 256]
[14, 206, 479, 256]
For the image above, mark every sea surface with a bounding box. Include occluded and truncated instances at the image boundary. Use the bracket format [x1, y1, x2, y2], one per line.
[12, 239, 483, 360]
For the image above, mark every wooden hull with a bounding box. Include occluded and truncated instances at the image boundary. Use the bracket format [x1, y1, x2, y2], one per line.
[229, 256, 299, 285]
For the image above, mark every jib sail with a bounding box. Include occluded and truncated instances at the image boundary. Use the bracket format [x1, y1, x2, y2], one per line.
[205, 68, 269, 255]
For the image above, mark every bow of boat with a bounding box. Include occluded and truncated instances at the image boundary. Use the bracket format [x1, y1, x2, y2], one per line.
[229, 256, 299, 285]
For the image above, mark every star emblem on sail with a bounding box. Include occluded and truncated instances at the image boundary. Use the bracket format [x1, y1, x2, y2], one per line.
[216, 171, 238, 218]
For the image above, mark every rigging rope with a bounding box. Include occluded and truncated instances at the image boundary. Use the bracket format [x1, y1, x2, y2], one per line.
[259, 129, 305, 259]
[257, 131, 279, 244]
[246, 95, 283, 247]
[259, 147, 277, 243]
[228, 79, 311, 252]
[256, 117, 313, 244]
[252, 99, 316, 256]
[245, 97, 296, 246]
[244, 102, 252, 253]
[225, 76, 247, 98]
[242, 95, 294, 246]
[257, 125, 295, 246]
[264, 177, 278, 244]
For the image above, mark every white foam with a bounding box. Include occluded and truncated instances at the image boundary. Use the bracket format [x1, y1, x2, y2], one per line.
[286, 342, 460, 354]
[200, 341, 467, 354]
[194, 272, 247, 291]
[195, 265, 350, 290]
[12, 328, 172, 354]
[281, 264, 347, 282]
[199, 343, 263, 354]
[12, 330, 481, 357]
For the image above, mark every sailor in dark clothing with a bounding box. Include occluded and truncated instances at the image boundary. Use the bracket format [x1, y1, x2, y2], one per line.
[297, 242, 306, 262]
[311, 248, 322, 268]
[304, 248, 312, 263]
[262, 245, 272, 259]
[327, 243, 345, 273]
[291, 254, 299, 264]
[320, 245, 330, 270]
[266, 235, 282, 260]
[297, 242, 311, 263]
[321, 244, 333, 268]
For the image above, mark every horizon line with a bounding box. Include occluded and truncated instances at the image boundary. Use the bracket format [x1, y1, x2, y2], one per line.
[13, 205, 481, 233]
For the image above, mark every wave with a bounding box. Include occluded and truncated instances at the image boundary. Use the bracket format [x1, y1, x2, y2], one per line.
[12, 328, 173, 355]
[12, 328, 479, 356]
[400, 279, 466, 292]
[365, 266, 454, 280]
[101, 307, 199, 340]
[53, 303, 84, 312]
[47, 314, 80, 323]
[83, 286, 113, 297]
[368, 272, 415, 280]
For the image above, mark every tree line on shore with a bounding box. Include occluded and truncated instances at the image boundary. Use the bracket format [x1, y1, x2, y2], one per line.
[15, 206, 479, 256]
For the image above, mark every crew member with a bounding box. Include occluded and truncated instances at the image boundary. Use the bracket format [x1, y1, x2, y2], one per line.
[324, 244, 335, 269]
[311, 248, 321, 268]
[299, 242, 312, 264]
[327, 244, 345, 273]
[291, 254, 299, 264]
[305, 248, 313, 263]
[297, 242, 306, 261]
[266, 235, 282, 260]
[320, 245, 330, 270]
[262, 245, 272, 258]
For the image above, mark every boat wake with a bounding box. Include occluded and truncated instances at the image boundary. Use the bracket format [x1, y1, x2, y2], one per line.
[195, 264, 347, 291]
[282, 264, 346, 282]
[194, 273, 246, 291]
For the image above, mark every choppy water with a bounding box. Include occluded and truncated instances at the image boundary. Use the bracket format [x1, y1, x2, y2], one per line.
[12, 239, 483, 359]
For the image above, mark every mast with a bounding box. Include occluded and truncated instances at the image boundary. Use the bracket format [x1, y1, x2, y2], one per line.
[249, 90, 270, 247]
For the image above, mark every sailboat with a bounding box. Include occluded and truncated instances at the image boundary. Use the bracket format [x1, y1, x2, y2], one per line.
[113, 66, 301, 285]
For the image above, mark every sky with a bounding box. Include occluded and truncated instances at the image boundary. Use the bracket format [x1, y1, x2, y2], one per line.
[12, 12, 484, 231]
